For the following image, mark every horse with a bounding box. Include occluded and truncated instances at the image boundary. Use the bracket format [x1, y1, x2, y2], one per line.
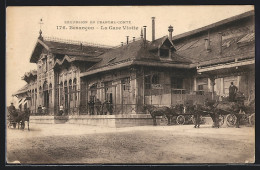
[143, 104, 173, 126]
[192, 103, 218, 127]
[202, 97, 249, 128]
[7, 108, 30, 130]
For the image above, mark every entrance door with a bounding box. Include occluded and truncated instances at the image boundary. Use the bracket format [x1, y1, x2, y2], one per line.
[43, 90, 49, 108]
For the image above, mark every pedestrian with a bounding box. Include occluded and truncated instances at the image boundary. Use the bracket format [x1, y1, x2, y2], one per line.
[38, 105, 42, 115]
[235, 109, 245, 128]
[214, 112, 220, 128]
[229, 82, 238, 102]
[95, 99, 102, 115]
[88, 100, 94, 115]
[42, 106, 46, 115]
[193, 110, 201, 128]
[59, 104, 64, 115]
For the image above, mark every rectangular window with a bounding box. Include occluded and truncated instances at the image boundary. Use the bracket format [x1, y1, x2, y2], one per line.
[197, 77, 208, 92]
[171, 77, 183, 89]
[160, 49, 169, 58]
[145, 75, 151, 89]
[122, 77, 130, 91]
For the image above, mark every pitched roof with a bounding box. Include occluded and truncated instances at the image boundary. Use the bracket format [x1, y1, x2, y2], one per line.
[172, 10, 254, 41]
[87, 39, 145, 71]
[30, 38, 111, 63]
[83, 38, 192, 76]
[147, 36, 175, 51]
[175, 31, 255, 67]
[12, 84, 29, 96]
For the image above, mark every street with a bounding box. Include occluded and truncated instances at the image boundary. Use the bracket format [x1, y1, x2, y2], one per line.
[6, 123, 255, 164]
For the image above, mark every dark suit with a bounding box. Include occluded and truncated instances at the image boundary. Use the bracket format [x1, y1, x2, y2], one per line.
[229, 85, 238, 102]
[194, 111, 201, 128]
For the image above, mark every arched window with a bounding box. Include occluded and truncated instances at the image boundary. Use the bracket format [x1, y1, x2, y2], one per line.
[60, 81, 64, 105]
[35, 89, 37, 101]
[43, 81, 48, 91]
[152, 74, 159, 84]
[32, 89, 34, 106]
[49, 83, 52, 104]
[73, 78, 77, 102]
[69, 79, 72, 101]
[64, 81, 68, 109]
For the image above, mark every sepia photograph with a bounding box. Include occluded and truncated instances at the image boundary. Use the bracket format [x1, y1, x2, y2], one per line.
[6, 5, 255, 164]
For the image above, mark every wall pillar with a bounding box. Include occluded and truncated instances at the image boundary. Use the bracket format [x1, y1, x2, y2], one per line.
[220, 78, 224, 96]
[194, 77, 197, 91]
[209, 77, 215, 100]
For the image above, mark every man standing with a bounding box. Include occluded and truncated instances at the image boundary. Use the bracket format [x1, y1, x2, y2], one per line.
[59, 104, 64, 116]
[193, 110, 201, 128]
[9, 102, 18, 117]
[95, 99, 102, 115]
[229, 82, 238, 102]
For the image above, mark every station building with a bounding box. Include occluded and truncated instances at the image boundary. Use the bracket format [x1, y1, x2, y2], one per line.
[13, 11, 255, 123]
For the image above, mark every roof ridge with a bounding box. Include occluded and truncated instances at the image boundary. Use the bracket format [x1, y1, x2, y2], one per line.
[173, 10, 254, 41]
[43, 36, 114, 49]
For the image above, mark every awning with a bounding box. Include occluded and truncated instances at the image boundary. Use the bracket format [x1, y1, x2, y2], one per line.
[18, 98, 28, 106]
[197, 58, 255, 73]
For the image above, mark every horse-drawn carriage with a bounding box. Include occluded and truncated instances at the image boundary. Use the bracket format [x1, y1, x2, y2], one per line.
[143, 103, 200, 126]
[143, 92, 255, 127]
[7, 107, 30, 130]
[172, 102, 202, 125]
[201, 93, 255, 127]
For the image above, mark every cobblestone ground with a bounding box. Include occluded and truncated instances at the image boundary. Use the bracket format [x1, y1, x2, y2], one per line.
[6, 123, 255, 164]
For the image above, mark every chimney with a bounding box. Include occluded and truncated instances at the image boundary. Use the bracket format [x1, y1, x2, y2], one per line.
[126, 36, 129, 44]
[38, 29, 43, 40]
[168, 25, 173, 42]
[218, 32, 222, 55]
[140, 28, 143, 38]
[121, 42, 123, 46]
[152, 17, 155, 41]
[143, 26, 147, 42]
[133, 37, 135, 42]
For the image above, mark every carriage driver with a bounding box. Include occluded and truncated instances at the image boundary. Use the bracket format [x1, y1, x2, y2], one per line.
[193, 104, 201, 128]
[9, 102, 18, 118]
[229, 82, 238, 102]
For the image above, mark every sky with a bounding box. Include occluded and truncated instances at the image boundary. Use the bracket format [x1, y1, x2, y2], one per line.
[6, 5, 254, 107]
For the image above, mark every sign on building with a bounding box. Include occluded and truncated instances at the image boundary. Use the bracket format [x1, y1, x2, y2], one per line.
[151, 84, 163, 89]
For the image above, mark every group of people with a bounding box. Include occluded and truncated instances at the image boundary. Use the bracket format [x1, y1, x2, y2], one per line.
[88, 99, 113, 115]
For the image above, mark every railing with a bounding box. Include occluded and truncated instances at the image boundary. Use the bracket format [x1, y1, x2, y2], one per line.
[28, 104, 150, 116]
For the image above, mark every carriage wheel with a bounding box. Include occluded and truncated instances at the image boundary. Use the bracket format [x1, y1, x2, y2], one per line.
[226, 114, 237, 127]
[176, 115, 185, 125]
[249, 113, 255, 126]
[160, 115, 168, 126]
[218, 115, 225, 127]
